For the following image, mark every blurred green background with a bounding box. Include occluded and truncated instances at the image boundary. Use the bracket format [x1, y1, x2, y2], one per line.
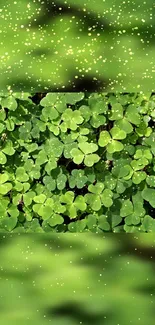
[0, 0, 155, 93]
[0, 233, 155, 324]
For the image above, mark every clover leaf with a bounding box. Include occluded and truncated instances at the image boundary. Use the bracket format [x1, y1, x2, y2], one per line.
[115, 118, 133, 134]
[146, 176, 155, 187]
[100, 189, 113, 208]
[0, 151, 7, 164]
[60, 191, 87, 218]
[68, 219, 86, 232]
[33, 196, 54, 220]
[0, 216, 17, 232]
[43, 170, 67, 192]
[23, 191, 36, 207]
[98, 131, 111, 147]
[71, 141, 100, 167]
[63, 93, 85, 104]
[85, 182, 113, 211]
[44, 136, 64, 158]
[47, 214, 64, 227]
[61, 109, 84, 131]
[43, 176, 56, 192]
[98, 215, 110, 231]
[0, 172, 12, 195]
[88, 96, 107, 128]
[16, 167, 29, 183]
[109, 103, 124, 120]
[1, 96, 18, 111]
[42, 106, 59, 121]
[86, 214, 97, 230]
[142, 187, 155, 208]
[125, 104, 141, 125]
[119, 161, 147, 185]
[120, 199, 134, 217]
[40, 93, 63, 121]
[69, 169, 87, 189]
[19, 121, 32, 140]
[141, 215, 155, 232]
[98, 127, 126, 153]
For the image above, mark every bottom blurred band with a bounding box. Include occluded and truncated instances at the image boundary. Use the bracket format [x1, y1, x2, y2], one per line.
[0, 233, 154, 325]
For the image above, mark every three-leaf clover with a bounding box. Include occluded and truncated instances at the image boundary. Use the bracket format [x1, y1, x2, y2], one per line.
[68, 169, 87, 189]
[60, 109, 84, 131]
[60, 191, 87, 218]
[98, 126, 126, 153]
[32, 194, 54, 220]
[71, 142, 100, 166]
[85, 182, 113, 211]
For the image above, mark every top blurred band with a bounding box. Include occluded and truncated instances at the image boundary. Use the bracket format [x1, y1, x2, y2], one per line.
[0, 0, 155, 92]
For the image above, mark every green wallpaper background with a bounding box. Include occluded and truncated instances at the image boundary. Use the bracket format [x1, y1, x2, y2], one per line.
[0, 0, 155, 92]
[1, 2, 155, 324]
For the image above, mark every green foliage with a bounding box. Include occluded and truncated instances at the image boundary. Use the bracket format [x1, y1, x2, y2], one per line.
[1, 91, 155, 232]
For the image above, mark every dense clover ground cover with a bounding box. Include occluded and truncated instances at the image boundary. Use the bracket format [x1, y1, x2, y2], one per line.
[1, 92, 155, 233]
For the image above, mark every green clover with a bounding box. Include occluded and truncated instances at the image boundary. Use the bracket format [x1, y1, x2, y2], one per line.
[71, 141, 100, 166]
[15, 167, 29, 183]
[24, 159, 41, 180]
[47, 214, 64, 227]
[142, 187, 155, 208]
[71, 127, 89, 143]
[98, 215, 111, 231]
[61, 109, 84, 131]
[109, 103, 124, 120]
[0, 215, 17, 232]
[113, 104, 141, 134]
[119, 159, 147, 184]
[68, 219, 87, 232]
[33, 195, 54, 220]
[141, 215, 155, 232]
[134, 148, 152, 161]
[143, 132, 155, 155]
[43, 169, 67, 191]
[136, 121, 152, 137]
[88, 95, 107, 128]
[19, 121, 32, 140]
[69, 169, 87, 189]
[86, 214, 97, 231]
[44, 136, 64, 158]
[121, 197, 145, 226]
[0, 139, 16, 165]
[63, 93, 85, 104]
[60, 191, 87, 218]
[85, 182, 113, 211]
[0, 122, 5, 134]
[120, 199, 134, 217]
[115, 118, 133, 134]
[98, 126, 126, 153]
[0, 196, 9, 217]
[40, 93, 63, 121]
[1, 139, 15, 156]
[125, 104, 141, 125]
[5, 117, 15, 132]
[0, 173, 12, 195]
[0, 151, 7, 164]
[1, 95, 18, 111]
[146, 176, 155, 187]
